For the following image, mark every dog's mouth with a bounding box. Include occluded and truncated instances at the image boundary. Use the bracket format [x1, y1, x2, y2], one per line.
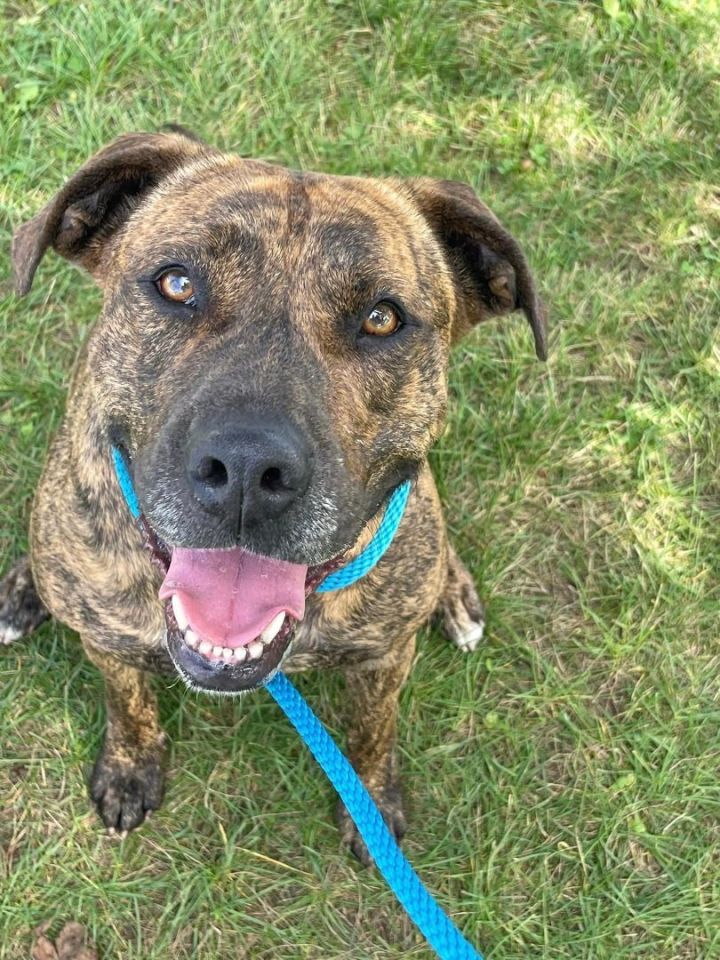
[141, 519, 339, 694]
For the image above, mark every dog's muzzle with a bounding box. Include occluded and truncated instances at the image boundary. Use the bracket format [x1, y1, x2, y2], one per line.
[113, 445, 411, 696]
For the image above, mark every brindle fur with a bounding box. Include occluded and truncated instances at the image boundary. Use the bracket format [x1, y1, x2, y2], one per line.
[3, 131, 545, 861]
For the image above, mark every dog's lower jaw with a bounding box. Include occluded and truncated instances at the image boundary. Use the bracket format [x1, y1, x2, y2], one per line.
[165, 614, 297, 696]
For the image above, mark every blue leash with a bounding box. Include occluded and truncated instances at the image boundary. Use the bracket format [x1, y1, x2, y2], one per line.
[265, 673, 482, 959]
[111, 447, 483, 960]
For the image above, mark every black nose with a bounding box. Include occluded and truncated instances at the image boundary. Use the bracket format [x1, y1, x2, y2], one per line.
[187, 414, 313, 532]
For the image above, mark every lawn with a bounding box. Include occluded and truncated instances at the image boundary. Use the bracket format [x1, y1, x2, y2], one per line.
[1, 1, 719, 957]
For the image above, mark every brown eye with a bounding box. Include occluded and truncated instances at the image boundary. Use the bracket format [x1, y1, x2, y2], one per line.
[361, 301, 401, 337]
[157, 269, 195, 304]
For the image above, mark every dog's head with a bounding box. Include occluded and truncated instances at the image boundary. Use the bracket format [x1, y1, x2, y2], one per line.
[13, 130, 546, 693]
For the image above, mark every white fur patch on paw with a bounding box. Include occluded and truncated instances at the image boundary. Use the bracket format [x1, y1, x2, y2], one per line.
[454, 621, 484, 653]
[0, 623, 24, 645]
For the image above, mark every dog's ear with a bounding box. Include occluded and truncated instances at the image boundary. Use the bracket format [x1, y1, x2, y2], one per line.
[12, 131, 212, 295]
[403, 178, 547, 360]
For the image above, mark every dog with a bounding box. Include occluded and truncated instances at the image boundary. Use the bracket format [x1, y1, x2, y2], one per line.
[1, 129, 546, 861]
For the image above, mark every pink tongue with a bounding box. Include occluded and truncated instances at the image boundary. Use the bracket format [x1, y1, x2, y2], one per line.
[159, 547, 308, 648]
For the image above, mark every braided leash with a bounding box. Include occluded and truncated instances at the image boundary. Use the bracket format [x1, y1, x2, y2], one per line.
[265, 673, 482, 959]
[112, 447, 483, 959]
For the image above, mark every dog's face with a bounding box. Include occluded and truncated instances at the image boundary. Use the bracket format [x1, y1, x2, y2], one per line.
[13, 131, 546, 694]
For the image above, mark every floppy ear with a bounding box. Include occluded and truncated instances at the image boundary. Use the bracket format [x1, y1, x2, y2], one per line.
[404, 178, 547, 360]
[11, 131, 212, 295]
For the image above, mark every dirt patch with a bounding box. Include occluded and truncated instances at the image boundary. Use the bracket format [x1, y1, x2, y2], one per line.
[31, 922, 98, 960]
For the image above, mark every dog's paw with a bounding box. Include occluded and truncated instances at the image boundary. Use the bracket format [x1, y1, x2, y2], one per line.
[438, 546, 485, 654]
[452, 618, 485, 654]
[336, 780, 406, 866]
[439, 586, 485, 653]
[0, 556, 49, 645]
[89, 746, 164, 835]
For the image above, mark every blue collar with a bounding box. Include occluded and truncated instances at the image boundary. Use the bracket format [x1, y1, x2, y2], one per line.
[111, 445, 411, 592]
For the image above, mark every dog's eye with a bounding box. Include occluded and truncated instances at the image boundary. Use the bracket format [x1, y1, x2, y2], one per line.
[156, 269, 195, 304]
[361, 302, 401, 337]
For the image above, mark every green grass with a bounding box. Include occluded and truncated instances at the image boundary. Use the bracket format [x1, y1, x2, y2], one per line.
[1, 0, 719, 957]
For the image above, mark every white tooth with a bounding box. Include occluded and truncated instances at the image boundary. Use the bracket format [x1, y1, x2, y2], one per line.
[261, 612, 285, 645]
[233, 646, 247, 663]
[199, 640, 213, 656]
[212, 645, 223, 658]
[222, 648, 234, 662]
[172, 594, 189, 632]
[185, 630, 200, 649]
[247, 641, 264, 660]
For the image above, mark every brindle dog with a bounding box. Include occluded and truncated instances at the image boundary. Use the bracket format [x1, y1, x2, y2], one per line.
[1, 130, 546, 861]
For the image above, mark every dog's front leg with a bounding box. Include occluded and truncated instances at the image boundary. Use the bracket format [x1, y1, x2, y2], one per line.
[337, 634, 415, 864]
[83, 642, 166, 834]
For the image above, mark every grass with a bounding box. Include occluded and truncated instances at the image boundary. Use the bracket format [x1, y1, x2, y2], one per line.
[1, 0, 719, 956]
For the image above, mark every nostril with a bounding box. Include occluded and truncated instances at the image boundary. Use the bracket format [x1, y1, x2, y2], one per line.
[188, 416, 312, 522]
[195, 456, 228, 489]
[261, 466, 289, 493]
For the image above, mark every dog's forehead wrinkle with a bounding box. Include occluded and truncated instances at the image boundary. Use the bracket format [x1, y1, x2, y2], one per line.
[118, 158, 287, 261]
[285, 172, 312, 237]
[119, 155, 438, 272]
[325, 179, 431, 261]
